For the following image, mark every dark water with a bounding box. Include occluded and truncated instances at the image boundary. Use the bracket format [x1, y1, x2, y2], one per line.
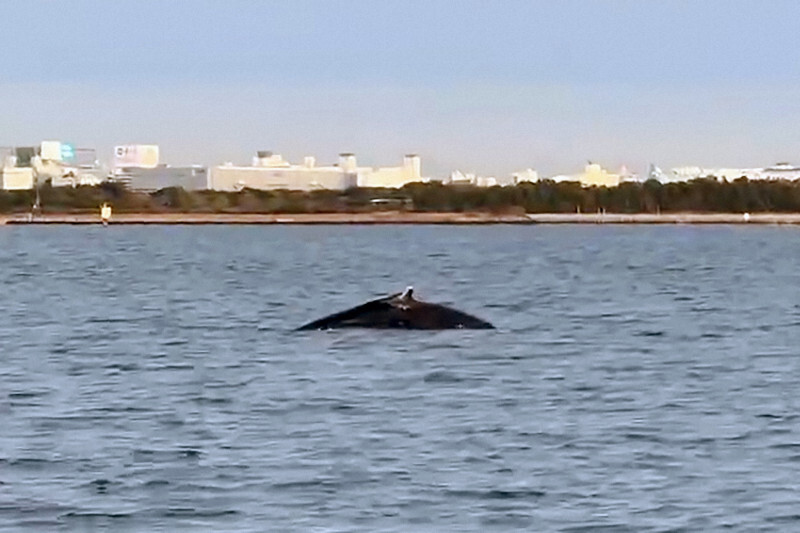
[1, 225, 799, 532]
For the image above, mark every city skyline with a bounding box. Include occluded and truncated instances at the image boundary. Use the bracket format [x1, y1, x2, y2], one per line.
[3, 1, 800, 176]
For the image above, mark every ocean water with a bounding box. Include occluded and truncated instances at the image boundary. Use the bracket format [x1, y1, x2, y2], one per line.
[1, 224, 799, 532]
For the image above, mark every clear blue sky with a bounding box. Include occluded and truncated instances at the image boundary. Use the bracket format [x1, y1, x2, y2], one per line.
[2, 0, 800, 176]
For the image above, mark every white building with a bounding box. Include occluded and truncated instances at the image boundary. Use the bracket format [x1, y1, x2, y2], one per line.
[111, 144, 206, 191]
[36, 141, 107, 187]
[0, 166, 35, 190]
[444, 170, 498, 187]
[210, 152, 355, 191]
[660, 165, 770, 182]
[761, 162, 800, 181]
[0, 141, 107, 189]
[446, 170, 476, 185]
[209, 152, 423, 191]
[1, 146, 37, 190]
[548, 163, 622, 187]
[511, 168, 539, 184]
[357, 154, 422, 188]
[113, 165, 208, 191]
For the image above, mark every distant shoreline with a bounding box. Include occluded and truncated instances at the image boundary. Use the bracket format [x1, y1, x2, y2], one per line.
[4, 212, 800, 225]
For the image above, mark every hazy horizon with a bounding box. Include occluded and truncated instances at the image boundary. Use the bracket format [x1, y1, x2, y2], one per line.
[3, 1, 800, 177]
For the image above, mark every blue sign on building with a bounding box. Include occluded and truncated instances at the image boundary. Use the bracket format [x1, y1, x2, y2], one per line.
[60, 143, 75, 161]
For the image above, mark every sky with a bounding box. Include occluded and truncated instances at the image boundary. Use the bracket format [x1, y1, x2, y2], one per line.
[2, 0, 800, 177]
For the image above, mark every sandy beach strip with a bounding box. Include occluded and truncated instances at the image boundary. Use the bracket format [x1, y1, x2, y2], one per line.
[3, 212, 800, 225]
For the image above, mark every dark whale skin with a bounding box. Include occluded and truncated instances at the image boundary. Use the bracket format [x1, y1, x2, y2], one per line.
[296, 289, 494, 331]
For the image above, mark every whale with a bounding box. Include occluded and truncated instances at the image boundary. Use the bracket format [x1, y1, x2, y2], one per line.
[296, 287, 494, 330]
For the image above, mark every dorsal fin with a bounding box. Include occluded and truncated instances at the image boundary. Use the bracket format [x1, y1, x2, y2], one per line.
[400, 286, 414, 301]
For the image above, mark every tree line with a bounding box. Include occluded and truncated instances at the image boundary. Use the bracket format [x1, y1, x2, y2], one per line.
[2, 177, 800, 214]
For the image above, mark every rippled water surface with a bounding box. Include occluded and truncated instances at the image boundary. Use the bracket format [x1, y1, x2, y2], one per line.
[1, 225, 799, 531]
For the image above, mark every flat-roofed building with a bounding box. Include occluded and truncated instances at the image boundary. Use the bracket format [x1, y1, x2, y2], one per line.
[548, 163, 621, 187]
[444, 170, 498, 187]
[580, 163, 621, 187]
[1, 147, 35, 190]
[210, 152, 362, 191]
[512, 168, 539, 184]
[761, 162, 800, 181]
[113, 165, 208, 191]
[111, 144, 207, 191]
[357, 154, 422, 188]
[0, 166, 35, 190]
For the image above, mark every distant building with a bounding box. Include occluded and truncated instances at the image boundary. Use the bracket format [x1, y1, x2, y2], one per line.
[357, 154, 422, 188]
[51, 166, 107, 187]
[511, 168, 539, 184]
[475, 176, 498, 187]
[548, 163, 621, 187]
[761, 162, 800, 181]
[114, 144, 160, 169]
[713, 168, 763, 181]
[445, 170, 476, 185]
[1, 141, 107, 189]
[661, 166, 764, 182]
[618, 165, 640, 183]
[1, 146, 36, 190]
[580, 163, 621, 187]
[210, 152, 355, 191]
[209, 152, 423, 191]
[36, 141, 106, 187]
[112, 144, 206, 191]
[113, 165, 208, 191]
[444, 170, 497, 187]
[0, 166, 35, 190]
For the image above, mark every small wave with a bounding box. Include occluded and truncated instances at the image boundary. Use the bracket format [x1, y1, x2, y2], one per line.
[131, 448, 202, 462]
[446, 488, 546, 500]
[103, 362, 141, 371]
[271, 479, 332, 490]
[624, 432, 665, 444]
[161, 338, 189, 346]
[86, 317, 138, 324]
[561, 524, 635, 533]
[8, 390, 50, 399]
[81, 478, 123, 494]
[766, 514, 800, 524]
[161, 508, 240, 518]
[49, 345, 72, 354]
[423, 370, 463, 383]
[634, 330, 665, 337]
[143, 479, 171, 487]
[59, 511, 133, 520]
[769, 442, 800, 451]
[757, 412, 798, 421]
[7, 457, 62, 469]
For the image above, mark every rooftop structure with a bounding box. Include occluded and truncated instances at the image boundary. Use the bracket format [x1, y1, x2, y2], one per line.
[114, 144, 160, 169]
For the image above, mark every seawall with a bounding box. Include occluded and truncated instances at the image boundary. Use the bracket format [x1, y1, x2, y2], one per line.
[3, 212, 800, 225]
